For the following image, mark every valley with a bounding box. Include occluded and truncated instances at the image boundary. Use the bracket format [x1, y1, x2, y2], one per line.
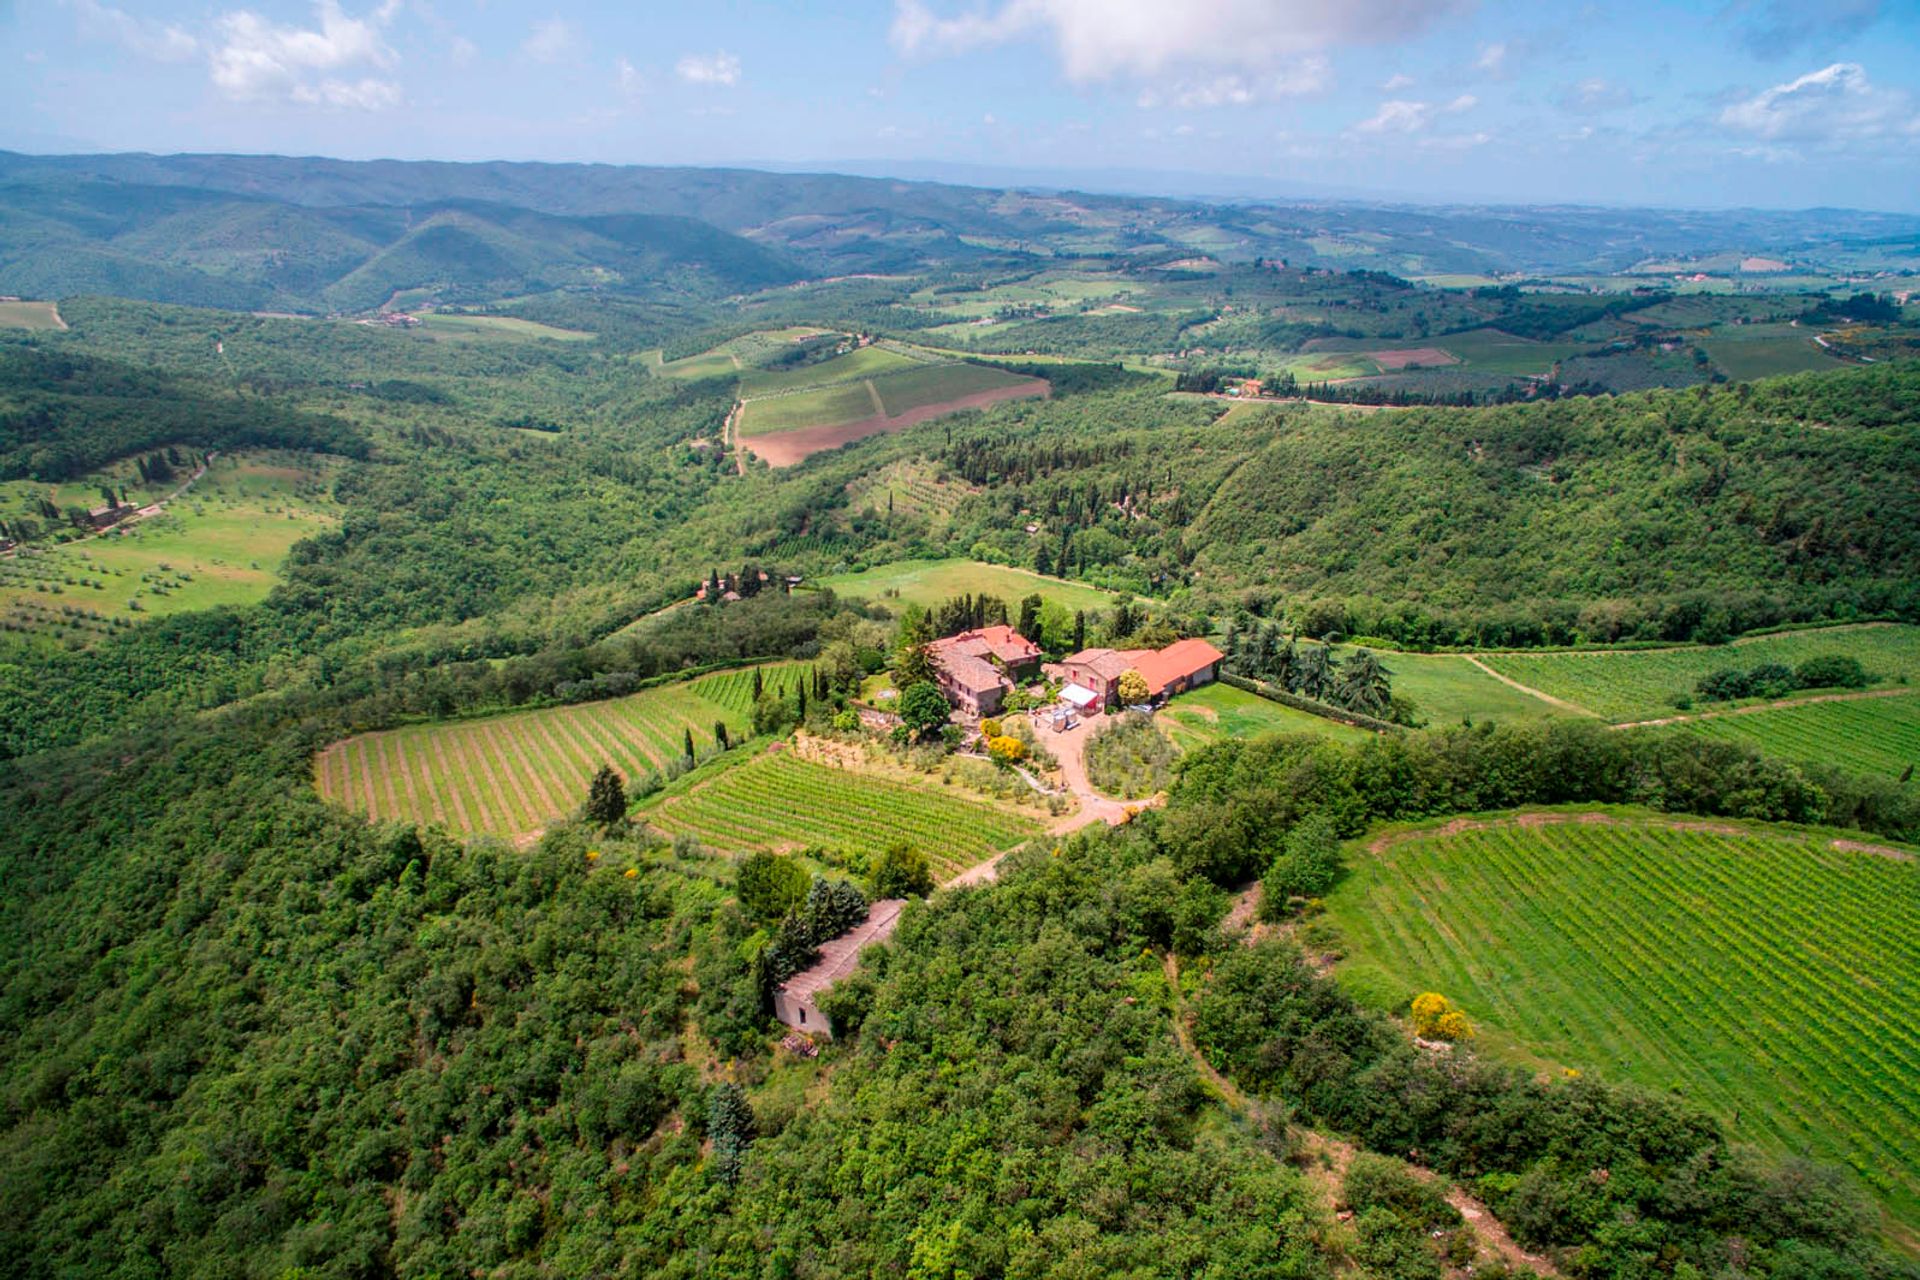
[0, 146, 1916, 1280]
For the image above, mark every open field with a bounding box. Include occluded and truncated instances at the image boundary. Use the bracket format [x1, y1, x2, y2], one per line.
[0, 451, 342, 645]
[1323, 809, 1920, 1233]
[1661, 692, 1920, 779]
[738, 345, 918, 398]
[312, 669, 811, 837]
[1428, 327, 1585, 374]
[1478, 624, 1920, 722]
[641, 749, 1040, 877]
[814, 557, 1121, 612]
[1157, 681, 1372, 751]
[738, 362, 1047, 464]
[1698, 323, 1841, 381]
[422, 312, 593, 341]
[1352, 647, 1580, 726]
[0, 300, 65, 330]
[737, 379, 877, 436]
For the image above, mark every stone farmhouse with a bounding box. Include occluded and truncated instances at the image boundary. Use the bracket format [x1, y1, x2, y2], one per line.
[772, 898, 907, 1039]
[927, 624, 1042, 717]
[1057, 637, 1225, 710]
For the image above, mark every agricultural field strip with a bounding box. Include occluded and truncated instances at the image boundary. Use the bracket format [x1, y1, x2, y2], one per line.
[1380, 836, 1907, 1186]
[1476, 626, 1920, 721]
[1359, 825, 1912, 1159]
[1345, 822, 1918, 1204]
[1670, 695, 1920, 777]
[320, 679, 755, 834]
[646, 754, 1035, 870]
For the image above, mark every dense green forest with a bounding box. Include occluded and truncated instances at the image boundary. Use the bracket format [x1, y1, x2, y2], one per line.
[4, 671, 1915, 1276]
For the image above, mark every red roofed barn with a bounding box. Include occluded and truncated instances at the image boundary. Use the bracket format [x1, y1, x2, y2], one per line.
[1060, 638, 1224, 709]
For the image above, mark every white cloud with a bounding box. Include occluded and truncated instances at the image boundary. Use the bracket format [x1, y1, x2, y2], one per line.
[1557, 77, 1638, 114]
[1352, 91, 1474, 134]
[615, 56, 644, 98]
[521, 18, 578, 63]
[293, 77, 402, 109]
[448, 35, 476, 65]
[208, 1, 399, 109]
[67, 0, 199, 62]
[676, 50, 742, 87]
[1474, 41, 1506, 75]
[1381, 72, 1414, 92]
[1354, 99, 1431, 133]
[1719, 62, 1919, 143]
[1137, 56, 1332, 108]
[891, 0, 1468, 82]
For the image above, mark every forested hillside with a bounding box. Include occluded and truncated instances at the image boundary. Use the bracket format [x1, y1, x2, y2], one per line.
[0, 161, 1916, 1280]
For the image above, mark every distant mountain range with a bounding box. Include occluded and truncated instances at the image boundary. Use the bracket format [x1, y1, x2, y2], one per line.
[2, 150, 1916, 314]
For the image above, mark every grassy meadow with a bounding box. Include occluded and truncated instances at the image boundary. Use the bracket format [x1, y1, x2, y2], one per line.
[1157, 681, 1373, 751]
[0, 299, 65, 330]
[421, 312, 594, 341]
[1323, 808, 1920, 1233]
[814, 556, 1121, 613]
[0, 451, 342, 646]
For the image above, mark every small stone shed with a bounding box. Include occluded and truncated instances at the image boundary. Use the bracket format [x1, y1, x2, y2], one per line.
[771, 898, 907, 1039]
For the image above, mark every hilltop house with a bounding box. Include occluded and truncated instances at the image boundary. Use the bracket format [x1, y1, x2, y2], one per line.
[1058, 637, 1224, 709]
[772, 898, 907, 1038]
[927, 624, 1042, 717]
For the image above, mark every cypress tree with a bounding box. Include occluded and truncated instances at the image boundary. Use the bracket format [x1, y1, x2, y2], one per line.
[585, 765, 626, 827]
[683, 727, 696, 761]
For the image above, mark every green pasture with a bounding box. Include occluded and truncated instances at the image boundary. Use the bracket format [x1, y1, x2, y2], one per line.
[814, 557, 1121, 613]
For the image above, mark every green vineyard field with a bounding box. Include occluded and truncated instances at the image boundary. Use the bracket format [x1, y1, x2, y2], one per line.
[314, 668, 800, 836]
[642, 750, 1040, 878]
[1478, 624, 1920, 721]
[1323, 810, 1920, 1230]
[1668, 692, 1920, 778]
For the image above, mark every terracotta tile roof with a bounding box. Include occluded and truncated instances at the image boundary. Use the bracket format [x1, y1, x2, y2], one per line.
[933, 624, 1039, 667]
[936, 648, 1007, 696]
[1130, 638, 1225, 696]
[1063, 647, 1134, 681]
[781, 899, 907, 1000]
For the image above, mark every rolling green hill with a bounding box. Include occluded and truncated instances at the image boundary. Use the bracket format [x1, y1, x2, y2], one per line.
[0, 180, 801, 314]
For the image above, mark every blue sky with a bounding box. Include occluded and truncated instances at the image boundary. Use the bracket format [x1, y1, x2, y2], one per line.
[4, 0, 1919, 210]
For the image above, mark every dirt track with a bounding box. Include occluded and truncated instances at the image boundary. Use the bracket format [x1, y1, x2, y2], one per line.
[741, 378, 1047, 467]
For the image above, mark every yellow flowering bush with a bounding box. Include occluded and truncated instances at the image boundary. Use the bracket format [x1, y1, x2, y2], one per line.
[1410, 992, 1473, 1041]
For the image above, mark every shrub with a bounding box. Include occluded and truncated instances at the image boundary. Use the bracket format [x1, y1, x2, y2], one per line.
[1410, 991, 1472, 1041]
[979, 717, 1003, 739]
[737, 851, 807, 922]
[986, 734, 1027, 765]
[1258, 813, 1344, 919]
[1795, 655, 1867, 690]
[869, 841, 934, 898]
[1342, 1153, 1460, 1231]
